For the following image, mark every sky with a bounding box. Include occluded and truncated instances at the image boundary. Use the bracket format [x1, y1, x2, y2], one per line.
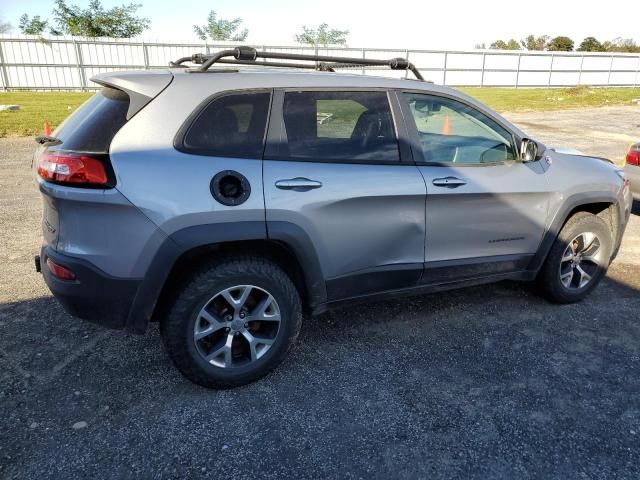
[1, 0, 639, 50]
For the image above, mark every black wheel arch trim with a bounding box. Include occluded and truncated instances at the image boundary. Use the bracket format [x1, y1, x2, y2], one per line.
[126, 220, 327, 334]
[528, 192, 621, 273]
[126, 221, 266, 333]
[265, 221, 327, 308]
[126, 237, 182, 333]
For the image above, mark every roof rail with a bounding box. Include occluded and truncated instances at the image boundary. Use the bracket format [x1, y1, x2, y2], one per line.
[169, 46, 425, 81]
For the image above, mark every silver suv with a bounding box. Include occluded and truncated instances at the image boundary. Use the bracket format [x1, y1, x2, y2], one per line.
[35, 48, 633, 388]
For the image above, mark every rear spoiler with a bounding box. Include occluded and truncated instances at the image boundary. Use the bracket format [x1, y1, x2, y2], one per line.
[90, 70, 173, 120]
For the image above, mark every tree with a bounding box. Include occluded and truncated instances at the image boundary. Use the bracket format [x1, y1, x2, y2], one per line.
[602, 37, 640, 53]
[520, 35, 549, 51]
[547, 36, 574, 51]
[51, 0, 150, 37]
[193, 10, 248, 42]
[489, 39, 521, 50]
[295, 23, 349, 47]
[0, 18, 11, 33]
[19, 14, 49, 35]
[577, 36, 604, 52]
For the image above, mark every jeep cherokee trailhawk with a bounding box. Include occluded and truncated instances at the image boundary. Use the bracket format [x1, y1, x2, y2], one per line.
[35, 47, 633, 388]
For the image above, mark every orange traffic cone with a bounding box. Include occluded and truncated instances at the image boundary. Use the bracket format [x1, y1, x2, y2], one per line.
[43, 121, 52, 136]
[441, 114, 451, 135]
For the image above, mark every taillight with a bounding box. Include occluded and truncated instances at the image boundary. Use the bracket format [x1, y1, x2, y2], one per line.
[46, 258, 76, 281]
[627, 148, 640, 167]
[37, 152, 108, 186]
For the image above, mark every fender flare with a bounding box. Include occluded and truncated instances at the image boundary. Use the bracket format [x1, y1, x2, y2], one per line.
[527, 192, 620, 273]
[125, 221, 327, 333]
[266, 221, 327, 308]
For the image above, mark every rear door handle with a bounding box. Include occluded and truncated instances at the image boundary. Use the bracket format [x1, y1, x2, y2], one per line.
[432, 176, 467, 188]
[275, 177, 323, 191]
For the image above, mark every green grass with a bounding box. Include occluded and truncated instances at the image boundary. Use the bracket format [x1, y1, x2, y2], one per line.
[458, 86, 640, 112]
[0, 92, 92, 137]
[1, 87, 639, 137]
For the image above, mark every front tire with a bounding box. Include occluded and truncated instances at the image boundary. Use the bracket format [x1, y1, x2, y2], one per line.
[537, 212, 613, 303]
[161, 256, 302, 388]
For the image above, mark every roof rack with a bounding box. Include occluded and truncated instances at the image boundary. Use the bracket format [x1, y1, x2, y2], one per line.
[169, 46, 425, 81]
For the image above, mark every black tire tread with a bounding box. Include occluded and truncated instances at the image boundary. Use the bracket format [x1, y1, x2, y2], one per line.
[160, 255, 302, 388]
[537, 212, 612, 304]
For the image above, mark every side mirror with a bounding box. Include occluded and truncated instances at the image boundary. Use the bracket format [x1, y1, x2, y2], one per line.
[520, 138, 538, 162]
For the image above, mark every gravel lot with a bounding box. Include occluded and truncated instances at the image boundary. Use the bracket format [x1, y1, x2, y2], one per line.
[1, 107, 639, 479]
[504, 105, 640, 165]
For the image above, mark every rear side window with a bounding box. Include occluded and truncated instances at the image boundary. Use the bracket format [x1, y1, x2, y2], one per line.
[56, 87, 129, 153]
[180, 91, 271, 158]
[280, 91, 399, 162]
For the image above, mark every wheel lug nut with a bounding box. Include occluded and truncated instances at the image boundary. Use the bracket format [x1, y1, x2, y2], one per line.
[225, 327, 230, 332]
[234, 331, 239, 336]
[225, 315, 232, 321]
[239, 312, 245, 319]
[244, 323, 249, 328]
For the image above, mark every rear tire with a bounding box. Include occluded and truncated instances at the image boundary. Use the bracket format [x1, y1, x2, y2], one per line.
[160, 256, 302, 388]
[537, 212, 612, 303]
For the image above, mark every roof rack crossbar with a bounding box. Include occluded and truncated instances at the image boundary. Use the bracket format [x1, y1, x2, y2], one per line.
[170, 55, 323, 71]
[169, 47, 424, 81]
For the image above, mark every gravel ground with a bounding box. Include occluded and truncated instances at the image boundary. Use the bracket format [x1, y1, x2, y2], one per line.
[504, 106, 640, 165]
[1, 107, 639, 479]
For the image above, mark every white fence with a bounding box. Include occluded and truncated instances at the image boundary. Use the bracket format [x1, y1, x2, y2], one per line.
[1, 35, 640, 90]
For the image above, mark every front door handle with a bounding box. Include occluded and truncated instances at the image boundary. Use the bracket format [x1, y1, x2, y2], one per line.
[275, 177, 323, 192]
[432, 176, 467, 188]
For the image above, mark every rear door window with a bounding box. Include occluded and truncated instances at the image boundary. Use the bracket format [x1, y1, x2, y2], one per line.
[179, 91, 271, 158]
[55, 86, 129, 153]
[280, 91, 399, 162]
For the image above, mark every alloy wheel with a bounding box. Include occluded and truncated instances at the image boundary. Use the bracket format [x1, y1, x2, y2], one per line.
[193, 285, 281, 368]
[559, 232, 603, 290]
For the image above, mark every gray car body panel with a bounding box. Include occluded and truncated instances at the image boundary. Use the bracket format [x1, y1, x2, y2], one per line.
[36, 67, 632, 333]
[417, 160, 550, 263]
[38, 177, 168, 278]
[539, 151, 624, 213]
[109, 73, 267, 237]
[91, 70, 173, 119]
[263, 160, 427, 280]
[532, 151, 632, 266]
[625, 163, 640, 200]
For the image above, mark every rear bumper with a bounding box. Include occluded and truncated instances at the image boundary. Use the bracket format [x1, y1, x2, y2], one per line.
[40, 246, 141, 331]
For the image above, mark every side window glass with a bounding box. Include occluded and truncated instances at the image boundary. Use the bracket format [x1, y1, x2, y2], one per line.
[182, 91, 271, 158]
[402, 93, 517, 164]
[55, 87, 129, 153]
[281, 91, 399, 162]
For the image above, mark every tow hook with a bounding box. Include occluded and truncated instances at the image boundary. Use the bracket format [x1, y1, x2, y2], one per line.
[34, 255, 41, 273]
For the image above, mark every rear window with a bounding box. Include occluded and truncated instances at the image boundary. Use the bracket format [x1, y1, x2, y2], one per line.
[55, 87, 129, 153]
[179, 91, 271, 158]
